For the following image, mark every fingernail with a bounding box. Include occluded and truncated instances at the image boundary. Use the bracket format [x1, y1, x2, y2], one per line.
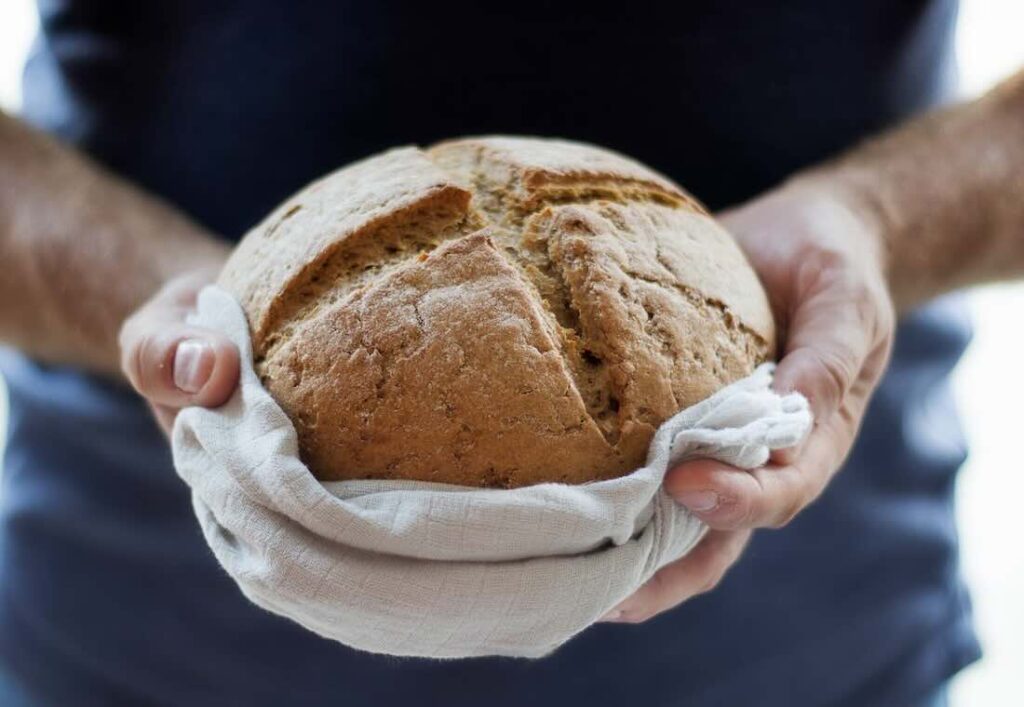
[599, 609, 624, 623]
[173, 340, 213, 393]
[675, 490, 720, 513]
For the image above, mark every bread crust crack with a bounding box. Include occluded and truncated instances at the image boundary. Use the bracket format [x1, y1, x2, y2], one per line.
[219, 136, 776, 487]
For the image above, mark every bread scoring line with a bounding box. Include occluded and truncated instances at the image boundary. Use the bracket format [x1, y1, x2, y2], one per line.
[254, 145, 765, 476]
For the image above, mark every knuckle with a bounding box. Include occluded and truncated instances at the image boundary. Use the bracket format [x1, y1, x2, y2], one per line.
[715, 493, 754, 530]
[795, 247, 848, 295]
[849, 283, 877, 323]
[852, 284, 894, 350]
[733, 493, 756, 527]
[804, 245, 848, 277]
[769, 498, 802, 528]
[812, 348, 855, 408]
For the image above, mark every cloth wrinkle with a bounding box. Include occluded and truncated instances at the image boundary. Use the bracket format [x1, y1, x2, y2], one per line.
[172, 286, 812, 658]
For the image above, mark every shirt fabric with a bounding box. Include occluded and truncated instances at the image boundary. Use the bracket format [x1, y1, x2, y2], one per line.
[0, 1, 979, 705]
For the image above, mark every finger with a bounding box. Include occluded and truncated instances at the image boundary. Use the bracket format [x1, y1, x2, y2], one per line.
[123, 325, 239, 409]
[774, 264, 888, 426]
[664, 405, 862, 530]
[121, 305, 239, 410]
[600, 530, 751, 623]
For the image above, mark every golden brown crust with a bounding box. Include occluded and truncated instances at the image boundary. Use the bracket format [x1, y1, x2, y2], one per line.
[219, 136, 775, 487]
[427, 136, 707, 222]
[218, 147, 478, 354]
[524, 201, 774, 467]
[260, 233, 622, 486]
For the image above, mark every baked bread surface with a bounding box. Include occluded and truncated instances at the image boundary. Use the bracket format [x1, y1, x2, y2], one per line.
[219, 136, 775, 487]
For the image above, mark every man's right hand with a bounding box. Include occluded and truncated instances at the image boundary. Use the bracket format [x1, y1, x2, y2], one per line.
[119, 271, 240, 435]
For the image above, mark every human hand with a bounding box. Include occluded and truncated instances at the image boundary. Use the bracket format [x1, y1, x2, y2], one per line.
[119, 269, 240, 435]
[602, 179, 895, 623]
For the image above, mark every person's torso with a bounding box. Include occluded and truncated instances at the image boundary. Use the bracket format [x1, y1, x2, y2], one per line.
[1, 1, 977, 705]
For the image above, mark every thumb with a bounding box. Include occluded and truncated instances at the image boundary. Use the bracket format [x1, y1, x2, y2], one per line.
[120, 308, 239, 410]
[772, 275, 886, 424]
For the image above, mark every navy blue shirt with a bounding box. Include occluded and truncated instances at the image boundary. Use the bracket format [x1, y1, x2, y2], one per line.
[1, 1, 979, 705]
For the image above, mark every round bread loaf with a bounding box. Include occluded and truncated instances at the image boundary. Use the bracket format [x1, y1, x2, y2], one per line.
[219, 136, 775, 488]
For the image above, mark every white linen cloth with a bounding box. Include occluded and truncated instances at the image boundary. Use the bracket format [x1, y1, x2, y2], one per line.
[172, 286, 812, 659]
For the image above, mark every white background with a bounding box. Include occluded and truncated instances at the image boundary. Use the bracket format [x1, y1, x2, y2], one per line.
[0, 1, 1022, 704]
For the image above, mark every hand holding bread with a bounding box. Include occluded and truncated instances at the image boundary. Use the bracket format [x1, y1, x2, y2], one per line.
[119, 268, 239, 436]
[119, 136, 894, 627]
[611, 178, 895, 623]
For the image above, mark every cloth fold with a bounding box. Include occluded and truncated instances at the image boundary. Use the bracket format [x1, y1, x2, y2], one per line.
[172, 286, 812, 658]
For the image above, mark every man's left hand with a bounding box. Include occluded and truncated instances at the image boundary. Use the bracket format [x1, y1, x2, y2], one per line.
[602, 178, 895, 623]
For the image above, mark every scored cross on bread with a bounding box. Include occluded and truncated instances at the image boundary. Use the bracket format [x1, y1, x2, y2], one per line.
[219, 136, 775, 487]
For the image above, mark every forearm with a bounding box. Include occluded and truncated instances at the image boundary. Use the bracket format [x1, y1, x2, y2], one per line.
[792, 69, 1024, 312]
[0, 112, 228, 376]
